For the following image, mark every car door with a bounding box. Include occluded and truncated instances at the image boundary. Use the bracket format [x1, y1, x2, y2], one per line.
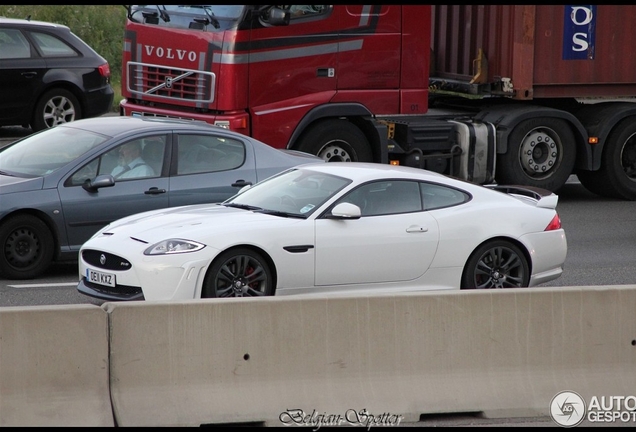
[314, 180, 440, 286]
[167, 132, 258, 207]
[0, 27, 46, 124]
[57, 135, 170, 250]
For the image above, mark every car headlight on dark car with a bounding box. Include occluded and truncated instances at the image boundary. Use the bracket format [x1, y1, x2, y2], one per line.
[144, 239, 206, 255]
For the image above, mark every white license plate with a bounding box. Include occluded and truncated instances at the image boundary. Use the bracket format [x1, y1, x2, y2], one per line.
[86, 268, 116, 287]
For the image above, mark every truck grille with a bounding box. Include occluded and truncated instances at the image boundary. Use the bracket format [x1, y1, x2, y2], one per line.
[127, 61, 215, 103]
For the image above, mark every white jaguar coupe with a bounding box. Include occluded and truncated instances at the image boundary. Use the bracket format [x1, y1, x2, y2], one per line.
[77, 162, 567, 301]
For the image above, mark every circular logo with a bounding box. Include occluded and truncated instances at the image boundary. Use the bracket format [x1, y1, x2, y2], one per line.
[550, 390, 586, 427]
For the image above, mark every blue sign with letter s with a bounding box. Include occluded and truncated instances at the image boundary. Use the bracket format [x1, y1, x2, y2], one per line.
[562, 5, 596, 60]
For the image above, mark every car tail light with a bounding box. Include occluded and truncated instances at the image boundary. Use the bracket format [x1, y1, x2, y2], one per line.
[545, 214, 562, 231]
[98, 63, 111, 78]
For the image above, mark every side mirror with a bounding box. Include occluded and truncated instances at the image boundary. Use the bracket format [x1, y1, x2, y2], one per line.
[264, 7, 290, 26]
[82, 174, 115, 193]
[327, 202, 361, 219]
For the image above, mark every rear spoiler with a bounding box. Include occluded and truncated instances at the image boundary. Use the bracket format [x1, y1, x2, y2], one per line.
[485, 184, 559, 209]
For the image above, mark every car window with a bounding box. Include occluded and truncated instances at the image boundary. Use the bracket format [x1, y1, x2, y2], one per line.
[230, 168, 350, 217]
[105, 137, 165, 180]
[286, 5, 329, 19]
[0, 126, 108, 177]
[29, 31, 78, 57]
[420, 182, 470, 210]
[69, 158, 100, 186]
[337, 180, 423, 216]
[176, 134, 245, 175]
[68, 135, 167, 186]
[0, 28, 31, 59]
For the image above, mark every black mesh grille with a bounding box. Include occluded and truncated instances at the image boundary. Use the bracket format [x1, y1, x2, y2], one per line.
[82, 249, 132, 271]
[81, 277, 144, 300]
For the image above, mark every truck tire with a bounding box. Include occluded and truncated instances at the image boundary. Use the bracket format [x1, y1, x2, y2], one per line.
[576, 118, 636, 200]
[296, 119, 373, 163]
[32, 88, 82, 132]
[0, 214, 54, 280]
[495, 117, 576, 191]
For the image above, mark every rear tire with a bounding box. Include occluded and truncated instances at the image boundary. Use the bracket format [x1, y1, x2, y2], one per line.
[201, 248, 274, 298]
[577, 117, 636, 200]
[32, 88, 82, 132]
[297, 119, 373, 163]
[461, 240, 530, 289]
[496, 117, 576, 191]
[0, 215, 55, 280]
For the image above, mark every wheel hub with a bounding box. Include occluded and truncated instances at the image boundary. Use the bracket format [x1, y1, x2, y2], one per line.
[6, 230, 38, 266]
[15, 239, 32, 256]
[318, 144, 352, 162]
[490, 269, 505, 287]
[54, 107, 64, 121]
[232, 278, 247, 296]
[520, 131, 558, 174]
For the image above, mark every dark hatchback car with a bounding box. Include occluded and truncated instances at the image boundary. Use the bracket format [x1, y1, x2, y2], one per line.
[0, 17, 114, 131]
[0, 116, 321, 280]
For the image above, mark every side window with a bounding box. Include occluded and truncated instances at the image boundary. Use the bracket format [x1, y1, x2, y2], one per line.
[420, 182, 470, 210]
[68, 159, 100, 186]
[286, 5, 328, 19]
[99, 137, 164, 180]
[177, 134, 245, 175]
[29, 31, 77, 57]
[336, 180, 422, 216]
[0, 28, 31, 59]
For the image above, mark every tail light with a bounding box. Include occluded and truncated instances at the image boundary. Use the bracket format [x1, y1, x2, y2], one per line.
[98, 63, 111, 78]
[545, 214, 562, 231]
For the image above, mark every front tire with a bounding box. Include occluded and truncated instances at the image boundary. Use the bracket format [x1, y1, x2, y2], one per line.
[32, 88, 82, 132]
[496, 117, 576, 191]
[297, 119, 373, 163]
[577, 117, 636, 200]
[202, 248, 274, 298]
[0, 215, 55, 280]
[461, 240, 530, 289]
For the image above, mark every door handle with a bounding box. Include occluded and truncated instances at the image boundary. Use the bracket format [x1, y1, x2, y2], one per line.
[145, 187, 167, 195]
[406, 225, 428, 233]
[232, 179, 252, 188]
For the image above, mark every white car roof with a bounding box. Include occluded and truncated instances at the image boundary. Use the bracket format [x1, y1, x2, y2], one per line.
[297, 162, 463, 184]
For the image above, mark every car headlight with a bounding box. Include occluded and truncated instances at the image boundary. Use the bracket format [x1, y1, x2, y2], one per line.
[144, 239, 206, 255]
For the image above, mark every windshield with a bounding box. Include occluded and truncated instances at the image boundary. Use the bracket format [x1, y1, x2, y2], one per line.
[226, 168, 352, 218]
[0, 127, 109, 177]
[127, 5, 246, 30]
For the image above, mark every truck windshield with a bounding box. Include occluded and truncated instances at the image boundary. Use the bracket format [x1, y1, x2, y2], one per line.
[126, 5, 246, 30]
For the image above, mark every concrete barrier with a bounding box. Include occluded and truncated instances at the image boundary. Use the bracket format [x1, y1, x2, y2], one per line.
[0, 304, 113, 427]
[106, 285, 636, 427]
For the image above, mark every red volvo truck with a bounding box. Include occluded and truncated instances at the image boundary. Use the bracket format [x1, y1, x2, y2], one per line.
[120, 5, 636, 199]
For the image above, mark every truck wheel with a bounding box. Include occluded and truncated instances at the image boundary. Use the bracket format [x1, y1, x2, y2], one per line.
[297, 119, 373, 162]
[0, 215, 55, 280]
[32, 88, 82, 132]
[577, 118, 636, 200]
[496, 118, 576, 191]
